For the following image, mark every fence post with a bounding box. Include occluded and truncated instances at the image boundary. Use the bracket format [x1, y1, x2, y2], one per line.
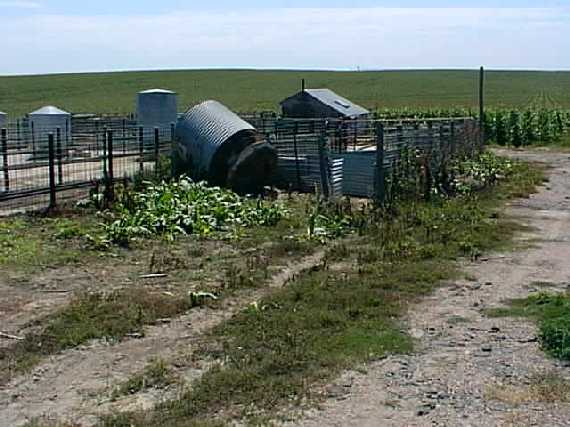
[479, 66, 485, 145]
[450, 121, 456, 158]
[293, 122, 302, 190]
[138, 126, 144, 173]
[122, 118, 127, 154]
[102, 126, 108, 179]
[31, 121, 36, 159]
[48, 133, 56, 210]
[154, 127, 160, 177]
[318, 127, 330, 200]
[375, 123, 386, 206]
[106, 130, 114, 201]
[16, 120, 21, 150]
[170, 122, 176, 178]
[1, 128, 8, 192]
[56, 127, 63, 185]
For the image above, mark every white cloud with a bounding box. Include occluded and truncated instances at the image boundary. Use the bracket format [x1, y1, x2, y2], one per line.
[0, 0, 40, 8]
[1, 8, 569, 74]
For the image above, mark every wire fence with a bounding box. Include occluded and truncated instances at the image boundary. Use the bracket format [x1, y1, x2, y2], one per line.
[0, 117, 174, 216]
[1, 113, 482, 215]
[268, 117, 483, 202]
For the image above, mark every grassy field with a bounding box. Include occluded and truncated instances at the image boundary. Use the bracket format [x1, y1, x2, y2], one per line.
[2, 69, 570, 117]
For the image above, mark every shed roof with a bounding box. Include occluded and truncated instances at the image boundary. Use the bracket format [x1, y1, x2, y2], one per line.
[29, 105, 70, 115]
[281, 88, 369, 118]
[139, 89, 176, 94]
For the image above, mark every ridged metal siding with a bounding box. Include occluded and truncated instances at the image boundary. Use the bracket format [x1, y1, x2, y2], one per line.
[136, 89, 178, 131]
[0, 112, 6, 128]
[331, 152, 376, 198]
[175, 100, 255, 178]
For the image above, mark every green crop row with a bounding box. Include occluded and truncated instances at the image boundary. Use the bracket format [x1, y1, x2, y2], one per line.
[375, 107, 570, 146]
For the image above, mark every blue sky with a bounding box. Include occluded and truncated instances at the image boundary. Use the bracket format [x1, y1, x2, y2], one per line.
[1, 1, 570, 74]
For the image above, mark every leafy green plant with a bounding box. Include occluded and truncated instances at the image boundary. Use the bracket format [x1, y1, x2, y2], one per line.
[102, 177, 286, 245]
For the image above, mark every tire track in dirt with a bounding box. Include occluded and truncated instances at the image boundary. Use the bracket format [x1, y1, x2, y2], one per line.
[0, 252, 326, 427]
[291, 151, 570, 427]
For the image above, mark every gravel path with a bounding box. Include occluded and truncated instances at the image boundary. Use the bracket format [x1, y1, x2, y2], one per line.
[294, 151, 570, 427]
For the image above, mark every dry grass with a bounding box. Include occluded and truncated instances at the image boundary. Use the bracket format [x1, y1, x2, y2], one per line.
[485, 373, 570, 405]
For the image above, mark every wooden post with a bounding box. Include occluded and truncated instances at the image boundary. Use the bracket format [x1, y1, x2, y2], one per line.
[48, 133, 56, 209]
[479, 66, 485, 145]
[138, 126, 144, 173]
[375, 123, 385, 206]
[56, 127, 63, 185]
[1, 128, 9, 192]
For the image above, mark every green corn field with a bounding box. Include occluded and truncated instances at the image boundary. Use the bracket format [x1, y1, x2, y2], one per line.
[375, 107, 570, 147]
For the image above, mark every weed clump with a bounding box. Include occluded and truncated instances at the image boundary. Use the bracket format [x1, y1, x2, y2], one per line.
[489, 292, 570, 361]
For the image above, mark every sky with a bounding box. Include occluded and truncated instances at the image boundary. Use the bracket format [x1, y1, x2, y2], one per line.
[1, 1, 570, 75]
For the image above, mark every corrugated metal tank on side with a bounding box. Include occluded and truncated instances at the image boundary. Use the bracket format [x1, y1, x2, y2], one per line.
[175, 100, 277, 194]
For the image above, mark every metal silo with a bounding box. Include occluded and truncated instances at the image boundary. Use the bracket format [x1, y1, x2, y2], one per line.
[175, 100, 277, 194]
[28, 106, 71, 157]
[136, 89, 178, 132]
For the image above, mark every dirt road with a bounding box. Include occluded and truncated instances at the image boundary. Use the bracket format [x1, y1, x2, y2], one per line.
[294, 150, 570, 426]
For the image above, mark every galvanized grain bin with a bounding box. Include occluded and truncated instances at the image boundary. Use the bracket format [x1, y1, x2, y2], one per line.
[28, 106, 71, 155]
[136, 89, 178, 131]
[175, 100, 277, 194]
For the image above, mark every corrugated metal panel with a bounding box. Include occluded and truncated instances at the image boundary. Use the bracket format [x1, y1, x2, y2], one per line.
[303, 89, 369, 118]
[137, 89, 178, 131]
[332, 152, 376, 198]
[176, 100, 256, 179]
[0, 112, 6, 128]
[329, 157, 344, 197]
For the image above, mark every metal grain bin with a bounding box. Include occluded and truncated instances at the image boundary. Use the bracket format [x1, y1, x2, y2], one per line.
[29, 106, 71, 156]
[175, 100, 277, 194]
[136, 89, 178, 131]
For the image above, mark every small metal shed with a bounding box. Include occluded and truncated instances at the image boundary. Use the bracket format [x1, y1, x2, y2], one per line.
[280, 88, 370, 120]
[175, 100, 277, 193]
[136, 89, 178, 131]
[29, 106, 71, 154]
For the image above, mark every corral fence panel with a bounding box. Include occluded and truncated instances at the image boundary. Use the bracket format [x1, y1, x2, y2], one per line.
[1, 112, 482, 215]
[266, 117, 483, 203]
[0, 115, 174, 215]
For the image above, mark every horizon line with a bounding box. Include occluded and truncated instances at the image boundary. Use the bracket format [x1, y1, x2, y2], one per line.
[3, 66, 570, 78]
